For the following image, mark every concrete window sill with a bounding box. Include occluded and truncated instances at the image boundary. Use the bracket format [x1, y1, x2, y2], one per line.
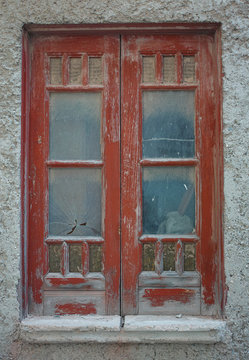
[20, 315, 227, 344]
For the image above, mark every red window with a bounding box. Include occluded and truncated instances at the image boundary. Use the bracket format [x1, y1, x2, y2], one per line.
[22, 24, 224, 317]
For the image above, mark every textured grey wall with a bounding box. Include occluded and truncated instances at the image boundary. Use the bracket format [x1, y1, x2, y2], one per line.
[0, 0, 248, 359]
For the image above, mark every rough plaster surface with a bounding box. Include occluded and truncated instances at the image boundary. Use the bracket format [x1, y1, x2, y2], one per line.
[0, 0, 248, 359]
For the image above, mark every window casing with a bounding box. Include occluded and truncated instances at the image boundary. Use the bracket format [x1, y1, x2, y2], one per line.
[22, 24, 224, 317]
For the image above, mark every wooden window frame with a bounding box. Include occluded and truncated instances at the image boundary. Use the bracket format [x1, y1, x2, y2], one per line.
[21, 23, 224, 318]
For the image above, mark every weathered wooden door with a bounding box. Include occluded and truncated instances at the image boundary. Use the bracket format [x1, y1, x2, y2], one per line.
[121, 34, 219, 316]
[29, 35, 121, 315]
[28, 32, 219, 316]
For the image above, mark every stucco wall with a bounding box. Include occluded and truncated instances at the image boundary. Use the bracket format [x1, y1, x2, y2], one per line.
[0, 0, 248, 359]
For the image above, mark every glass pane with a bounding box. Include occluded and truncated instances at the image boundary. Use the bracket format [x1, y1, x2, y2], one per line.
[183, 56, 195, 83]
[89, 57, 102, 84]
[142, 243, 155, 271]
[142, 56, 155, 83]
[49, 92, 101, 160]
[69, 58, 82, 84]
[163, 242, 176, 271]
[184, 243, 196, 271]
[69, 244, 82, 272]
[163, 56, 176, 83]
[89, 244, 102, 272]
[142, 91, 195, 158]
[49, 244, 61, 273]
[49, 168, 102, 237]
[143, 167, 195, 234]
[50, 58, 62, 85]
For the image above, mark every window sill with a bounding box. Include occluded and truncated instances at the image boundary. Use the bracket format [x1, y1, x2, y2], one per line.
[20, 315, 227, 344]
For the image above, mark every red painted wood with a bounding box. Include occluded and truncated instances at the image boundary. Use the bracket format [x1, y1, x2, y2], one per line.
[121, 35, 141, 315]
[143, 288, 195, 306]
[140, 159, 198, 167]
[121, 32, 223, 315]
[102, 36, 121, 314]
[21, 29, 30, 316]
[46, 160, 103, 168]
[24, 23, 221, 36]
[23, 25, 223, 316]
[139, 235, 199, 242]
[28, 34, 120, 315]
[55, 303, 97, 315]
[199, 35, 223, 312]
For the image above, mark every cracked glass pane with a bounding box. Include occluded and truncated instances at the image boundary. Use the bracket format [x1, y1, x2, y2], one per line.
[49, 168, 102, 237]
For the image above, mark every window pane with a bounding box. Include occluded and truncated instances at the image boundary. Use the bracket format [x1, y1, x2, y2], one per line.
[184, 243, 196, 271]
[49, 244, 61, 273]
[142, 243, 155, 271]
[89, 244, 102, 272]
[143, 167, 195, 234]
[69, 57, 82, 85]
[183, 56, 195, 83]
[89, 57, 102, 84]
[50, 57, 62, 85]
[142, 91, 195, 158]
[49, 168, 102, 237]
[69, 244, 82, 272]
[163, 242, 176, 271]
[142, 56, 155, 83]
[163, 56, 176, 83]
[49, 92, 101, 160]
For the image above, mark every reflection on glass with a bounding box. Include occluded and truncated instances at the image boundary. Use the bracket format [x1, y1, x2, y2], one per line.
[142, 243, 155, 271]
[184, 243, 196, 271]
[142, 91, 195, 158]
[49, 92, 101, 160]
[163, 242, 176, 271]
[69, 244, 82, 272]
[49, 244, 61, 273]
[89, 244, 102, 272]
[143, 167, 195, 234]
[49, 168, 102, 237]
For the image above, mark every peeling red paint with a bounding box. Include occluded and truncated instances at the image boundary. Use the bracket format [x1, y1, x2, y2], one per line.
[143, 288, 195, 307]
[55, 303, 96, 315]
[46, 277, 87, 287]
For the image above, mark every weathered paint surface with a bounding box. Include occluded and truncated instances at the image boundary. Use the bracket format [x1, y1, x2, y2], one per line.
[55, 303, 97, 315]
[27, 34, 120, 316]
[143, 288, 195, 306]
[0, 1, 248, 359]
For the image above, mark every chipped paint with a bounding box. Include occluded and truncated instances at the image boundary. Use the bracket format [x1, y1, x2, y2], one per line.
[55, 303, 97, 315]
[143, 288, 196, 306]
